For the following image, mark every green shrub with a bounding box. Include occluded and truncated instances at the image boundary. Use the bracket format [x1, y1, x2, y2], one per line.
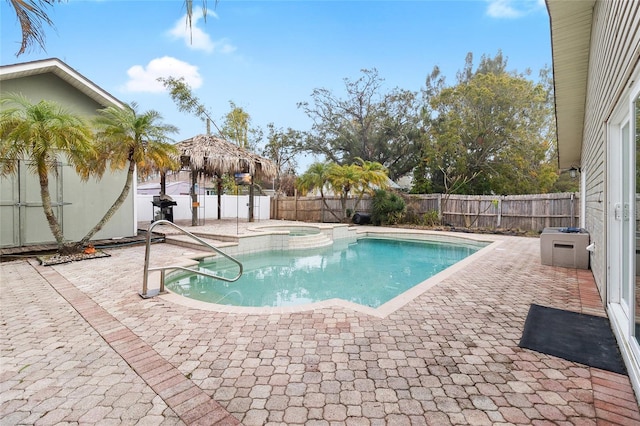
[420, 210, 440, 227]
[371, 189, 406, 226]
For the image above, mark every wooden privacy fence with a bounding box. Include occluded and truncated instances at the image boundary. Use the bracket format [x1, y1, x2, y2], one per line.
[271, 192, 580, 233]
[271, 196, 372, 223]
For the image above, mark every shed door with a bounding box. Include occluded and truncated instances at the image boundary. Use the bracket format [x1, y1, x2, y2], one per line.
[0, 166, 19, 247]
[0, 161, 63, 247]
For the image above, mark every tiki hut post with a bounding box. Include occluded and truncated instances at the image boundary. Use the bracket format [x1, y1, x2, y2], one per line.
[249, 176, 255, 222]
[216, 175, 223, 220]
[160, 171, 166, 197]
[191, 169, 198, 226]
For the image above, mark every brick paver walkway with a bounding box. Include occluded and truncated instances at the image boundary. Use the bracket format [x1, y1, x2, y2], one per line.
[2, 223, 639, 425]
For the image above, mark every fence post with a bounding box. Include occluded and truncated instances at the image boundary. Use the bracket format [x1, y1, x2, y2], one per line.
[570, 192, 575, 228]
[497, 196, 502, 228]
[437, 194, 442, 222]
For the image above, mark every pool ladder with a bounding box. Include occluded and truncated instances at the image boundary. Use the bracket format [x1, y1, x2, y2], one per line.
[140, 220, 243, 299]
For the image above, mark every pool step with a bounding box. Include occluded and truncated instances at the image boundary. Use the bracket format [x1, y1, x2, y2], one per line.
[165, 232, 333, 252]
[287, 233, 333, 250]
[164, 234, 237, 252]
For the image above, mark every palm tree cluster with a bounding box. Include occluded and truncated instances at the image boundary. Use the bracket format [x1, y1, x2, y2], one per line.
[296, 158, 388, 222]
[0, 94, 178, 254]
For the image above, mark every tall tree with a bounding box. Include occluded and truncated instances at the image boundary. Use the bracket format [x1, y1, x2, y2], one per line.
[415, 52, 557, 195]
[158, 76, 221, 134]
[261, 123, 303, 192]
[8, 0, 211, 56]
[220, 101, 262, 150]
[298, 68, 422, 181]
[0, 94, 95, 252]
[81, 102, 178, 246]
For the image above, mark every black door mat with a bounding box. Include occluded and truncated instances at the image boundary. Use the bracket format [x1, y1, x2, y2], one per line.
[519, 304, 627, 375]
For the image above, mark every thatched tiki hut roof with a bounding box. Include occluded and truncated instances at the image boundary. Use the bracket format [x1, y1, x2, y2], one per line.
[175, 135, 277, 224]
[176, 134, 277, 180]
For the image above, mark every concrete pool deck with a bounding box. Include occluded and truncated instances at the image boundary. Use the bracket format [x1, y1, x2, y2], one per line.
[2, 219, 639, 425]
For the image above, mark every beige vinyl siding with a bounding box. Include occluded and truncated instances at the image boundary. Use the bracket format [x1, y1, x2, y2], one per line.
[582, 1, 640, 295]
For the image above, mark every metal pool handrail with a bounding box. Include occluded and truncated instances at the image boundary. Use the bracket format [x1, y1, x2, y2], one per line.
[140, 220, 243, 299]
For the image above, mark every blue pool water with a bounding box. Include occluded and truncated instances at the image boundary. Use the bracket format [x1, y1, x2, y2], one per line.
[165, 238, 484, 308]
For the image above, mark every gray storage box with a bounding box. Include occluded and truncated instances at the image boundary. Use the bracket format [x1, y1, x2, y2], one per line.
[540, 227, 590, 269]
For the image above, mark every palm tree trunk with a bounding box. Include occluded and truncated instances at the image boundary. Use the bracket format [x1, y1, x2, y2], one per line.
[353, 190, 366, 214]
[78, 160, 135, 246]
[38, 169, 66, 250]
[319, 190, 341, 222]
[340, 189, 350, 222]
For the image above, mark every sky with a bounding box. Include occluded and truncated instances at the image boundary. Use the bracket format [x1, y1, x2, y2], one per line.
[1, 0, 552, 172]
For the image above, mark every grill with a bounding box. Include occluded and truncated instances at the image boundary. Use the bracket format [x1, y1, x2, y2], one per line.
[152, 196, 177, 223]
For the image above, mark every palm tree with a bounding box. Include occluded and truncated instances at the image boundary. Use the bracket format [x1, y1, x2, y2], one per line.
[351, 158, 389, 212]
[81, 102, 178, 247]
[297, 162, 342, 222]
[326, 163, 362, 222]
[0, 94, 95, 252]
[297, 160, 389, 222]
[326, 159, 389, 222]
[9, 0, 211, 56]
[296, 162, 329, 197]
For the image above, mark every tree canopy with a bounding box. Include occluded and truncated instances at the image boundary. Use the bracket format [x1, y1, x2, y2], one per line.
[298, 69, 423, 181]
[412, 52, 558, 195]
[261, 123, 303, 193]
[220, 101, 261, 150]
[158, 76, 221, 135]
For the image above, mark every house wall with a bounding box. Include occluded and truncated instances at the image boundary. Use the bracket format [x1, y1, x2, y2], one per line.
[1, 74, 104, 116]
[61, 165, 135, 241]
[582, 0, 640, 296]
[0, 70, 136, 247]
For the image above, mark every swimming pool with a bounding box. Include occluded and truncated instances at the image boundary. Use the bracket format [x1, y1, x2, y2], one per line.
[165, 237, 486, 308]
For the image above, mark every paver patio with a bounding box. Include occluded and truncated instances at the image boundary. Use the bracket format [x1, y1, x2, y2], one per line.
[1, 220, 639, 425]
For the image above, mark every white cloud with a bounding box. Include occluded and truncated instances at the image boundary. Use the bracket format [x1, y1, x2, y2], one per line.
[168, 7, 236, 54]
[123, 56, 202, 93]
[486, 0, 544, 19]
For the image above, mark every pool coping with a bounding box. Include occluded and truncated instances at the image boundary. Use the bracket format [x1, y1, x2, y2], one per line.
[158, 228, 503, 318]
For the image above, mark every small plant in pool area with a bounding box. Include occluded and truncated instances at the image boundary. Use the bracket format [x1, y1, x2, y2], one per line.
[371, 189, 406, 225]
[420, 210, 440, 227]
